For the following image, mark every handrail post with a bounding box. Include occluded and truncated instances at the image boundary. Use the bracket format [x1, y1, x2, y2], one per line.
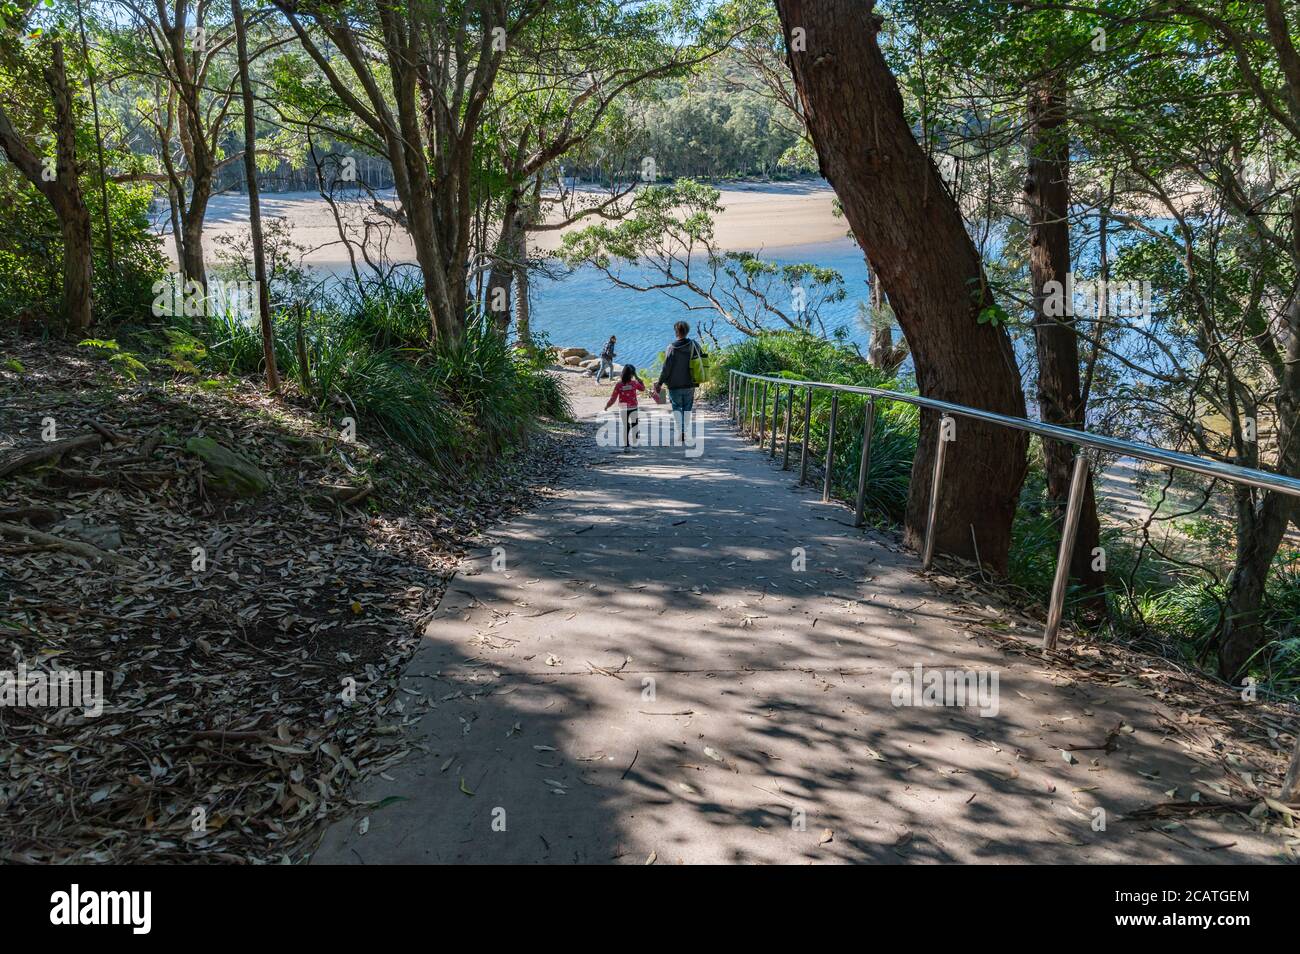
[822, 392, 839, 502]
[1043, 452, 1090, 650]
[854, 397, 875, 527]
[781, 385, 794, 469]
[798, 387, 813, 485]
[921, 414, 952, 569]
[728, 371, 736, 422]
[764, 389, 774, 462]
[759, 381, 768, 445]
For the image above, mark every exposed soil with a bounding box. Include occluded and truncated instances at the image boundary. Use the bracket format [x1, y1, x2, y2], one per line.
[0, 332, 578, 862]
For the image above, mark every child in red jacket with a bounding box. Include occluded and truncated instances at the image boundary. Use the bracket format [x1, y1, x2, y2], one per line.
[604, 365, 645, 451]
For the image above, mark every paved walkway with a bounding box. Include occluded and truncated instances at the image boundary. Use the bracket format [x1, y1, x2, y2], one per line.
[313, 393, 1281, 864]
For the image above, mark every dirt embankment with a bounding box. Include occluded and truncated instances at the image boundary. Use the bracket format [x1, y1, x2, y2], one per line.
[0, 333, 577, 863]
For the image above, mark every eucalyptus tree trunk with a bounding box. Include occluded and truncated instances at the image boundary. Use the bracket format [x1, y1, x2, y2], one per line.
[1218, 192, 1300, 679]
[487, 195, 524, 333]
[775, 0, 1028, 570]
[514, 261, 533, 349]
[158, 3, 216, 294]
[232, 0, 279, 392]
[1219, 293, 1300, 678]
[1283, 733, 1300, 803]
[1024, 79, 1106, 607]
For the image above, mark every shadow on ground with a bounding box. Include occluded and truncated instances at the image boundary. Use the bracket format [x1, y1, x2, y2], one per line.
[312, 401, 1289, 864]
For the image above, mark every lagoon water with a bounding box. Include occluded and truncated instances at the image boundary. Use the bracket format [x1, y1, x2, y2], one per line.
[162, 186, 879, 370]
[173, 185, 1139, 387]
[527, 239, 876, 369]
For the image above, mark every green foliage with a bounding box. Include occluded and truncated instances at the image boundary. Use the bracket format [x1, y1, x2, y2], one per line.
[321, 344, 466, 476]
[0, 21, 167, 332]
[562, 181, 847, 336]
[632, 79, 808, 179]
[422, 317, 571, 460]
[177, 285, 569, 482]
[330, 277, 431, 351]
[976, 303, 1010, 327]
[0, 171, 165, 327]
[709, 329, 888, 393]
[77, 337, 148, 380]
[1006, 463, 1300, 697]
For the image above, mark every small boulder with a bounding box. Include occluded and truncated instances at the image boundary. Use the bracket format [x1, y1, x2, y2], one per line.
[562, 355, 583, 367]
[559, 347, 588, 358]
[185, 436, 271, 497]
[56, 517, 123, 551]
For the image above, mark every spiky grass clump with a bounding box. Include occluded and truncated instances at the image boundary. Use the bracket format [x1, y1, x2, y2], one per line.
[188, 284, 568, 481]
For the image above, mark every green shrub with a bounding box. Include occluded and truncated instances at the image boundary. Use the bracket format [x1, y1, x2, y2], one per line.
[181, 285, 570, 481]
[0, 170, 165, 327]
[706, 329, 892, 396]
[714, 330, 918, 521]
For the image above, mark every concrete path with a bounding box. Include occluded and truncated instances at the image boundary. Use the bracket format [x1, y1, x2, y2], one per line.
[313, 391, 1283, 864]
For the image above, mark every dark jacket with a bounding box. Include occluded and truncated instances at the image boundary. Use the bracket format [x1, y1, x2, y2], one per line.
[657, 337, 704, 390]
[600, 338, 616, 360]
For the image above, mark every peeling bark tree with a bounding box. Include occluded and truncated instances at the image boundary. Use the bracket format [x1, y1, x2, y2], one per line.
[774, 0, 1028, 570]
[1219, 251, 1300, 678]
[0, 41, 94, 332]
[232, 0, 278, 392]
[145, 0, 234, 293]
[273, 0, 546, 341]
[1024, 78, 1106, 604]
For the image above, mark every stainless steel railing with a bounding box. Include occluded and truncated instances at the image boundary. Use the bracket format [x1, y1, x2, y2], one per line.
[726, 369, 1300, 649]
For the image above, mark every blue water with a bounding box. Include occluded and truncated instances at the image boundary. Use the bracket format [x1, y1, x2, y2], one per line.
[527, 239, 874, 369]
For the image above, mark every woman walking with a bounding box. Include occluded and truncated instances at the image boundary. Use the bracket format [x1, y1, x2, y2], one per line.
[653, 321, 706, 444]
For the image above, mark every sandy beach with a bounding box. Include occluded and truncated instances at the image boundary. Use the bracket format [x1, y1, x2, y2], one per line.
[159, 178, 853, 269]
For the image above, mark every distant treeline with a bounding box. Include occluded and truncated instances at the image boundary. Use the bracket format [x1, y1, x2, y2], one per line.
[631, 82, 813, 180]
[223, 60, 815, 194]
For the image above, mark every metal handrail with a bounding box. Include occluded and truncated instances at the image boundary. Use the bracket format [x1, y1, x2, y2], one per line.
[727, 368, 1300, 649]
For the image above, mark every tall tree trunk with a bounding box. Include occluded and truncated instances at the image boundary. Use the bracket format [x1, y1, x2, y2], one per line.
[514, 260, 533, 349]
[232, 0, 279, 392]
[180, 189, 209, 293]
[48, 43, 93, 334]
[158, 2, 217, 296]
[272, 0, 521, 344]
[167, 183, 184, 270]
[1024, 79, 1106, 607]
[1222, 489, 1295, 678]
[57, 197, 94, 335]
[1219, 247, 1300, 678]
[487, 196, 522, 332]
[74, 0, 114, 277]
[775, 0, 1028, 570]
[1283, 732, 1300, 803]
